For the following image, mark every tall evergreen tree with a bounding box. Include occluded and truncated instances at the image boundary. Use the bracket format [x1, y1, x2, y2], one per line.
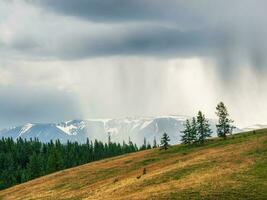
[27, 152, 43, 179]
[160, 132, 170, 150]
[140, 137, 147, 150]
[108, 132, 111, 145]
[144, 137, 147, 147]
[153, 136, 157, 148]
[181, 119, 192, 144]
[0, 152, 16, 189]
[196, 111, 212, 144]
[47, 148, 63, 173]
[181, 117, 198, 145]
[216, 102, 235, 139]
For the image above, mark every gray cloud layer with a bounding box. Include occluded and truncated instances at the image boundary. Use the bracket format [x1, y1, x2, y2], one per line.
[8, 0, 264, 73]
[33, 0, 265, 26]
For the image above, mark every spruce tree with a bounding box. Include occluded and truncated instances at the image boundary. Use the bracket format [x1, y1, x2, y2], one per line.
[196, 111, 212, 144]
[216, 102, 235, 139]
[181, 119, 191, 144]
[153, 136, 157, 148]
[108, 132, 111, 145]
[160, 132, 170, 150]
[47, 148, 63, 173]
[27, 152, 43, 179]
[140, 137, 147, 150]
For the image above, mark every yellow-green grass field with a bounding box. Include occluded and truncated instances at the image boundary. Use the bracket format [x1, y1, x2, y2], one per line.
[0, 129, 267, 200]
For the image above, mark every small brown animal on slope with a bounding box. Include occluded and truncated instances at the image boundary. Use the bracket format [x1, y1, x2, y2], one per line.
[143, 168, 146, 175]
[136, 175, 141, 179]
[113, 178, 119, 183]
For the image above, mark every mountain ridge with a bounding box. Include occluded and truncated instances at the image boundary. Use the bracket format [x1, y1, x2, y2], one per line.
[0, 115, 242, 145]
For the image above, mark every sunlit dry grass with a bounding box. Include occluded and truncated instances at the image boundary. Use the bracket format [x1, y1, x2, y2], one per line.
[0, 130, 266, 200]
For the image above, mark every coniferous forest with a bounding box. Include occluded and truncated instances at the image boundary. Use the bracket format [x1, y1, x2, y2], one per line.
[0, 137, 140, 190]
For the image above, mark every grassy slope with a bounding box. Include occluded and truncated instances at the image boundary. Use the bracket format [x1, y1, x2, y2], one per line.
[0, 130, 267, 200]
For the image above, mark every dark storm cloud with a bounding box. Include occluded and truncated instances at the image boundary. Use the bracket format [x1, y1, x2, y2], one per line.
[54, 27, 225, 59]
[30, 0, 267, 29]
[0, 86, 82, 128]
[20, 0, 267, 72]
[3, 23, 226, 60]
[31, 0, 194, 23]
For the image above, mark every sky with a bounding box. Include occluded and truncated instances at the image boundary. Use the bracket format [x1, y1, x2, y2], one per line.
[0, 0, 267, 128]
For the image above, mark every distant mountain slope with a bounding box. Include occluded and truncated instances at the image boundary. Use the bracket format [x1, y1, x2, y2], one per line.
[0, 116, 236, 145]
[0, 129, 266, 200]
[241, 124, 267, 132]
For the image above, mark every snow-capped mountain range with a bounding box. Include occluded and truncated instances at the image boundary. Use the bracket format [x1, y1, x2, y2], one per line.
[0, 115, 241, 145]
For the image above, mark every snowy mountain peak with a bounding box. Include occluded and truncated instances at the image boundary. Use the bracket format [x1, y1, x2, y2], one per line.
[0, 115, 222, 145]
[19, 123, 34, 137]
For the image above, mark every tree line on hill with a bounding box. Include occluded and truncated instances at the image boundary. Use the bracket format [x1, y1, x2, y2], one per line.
[159, 102, 235, 150]
[0, 137, 143, 190]
[181, 102, 234, 145]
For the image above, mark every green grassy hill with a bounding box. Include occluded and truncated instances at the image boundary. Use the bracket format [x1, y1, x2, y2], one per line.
[0, 130, 267, 200]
